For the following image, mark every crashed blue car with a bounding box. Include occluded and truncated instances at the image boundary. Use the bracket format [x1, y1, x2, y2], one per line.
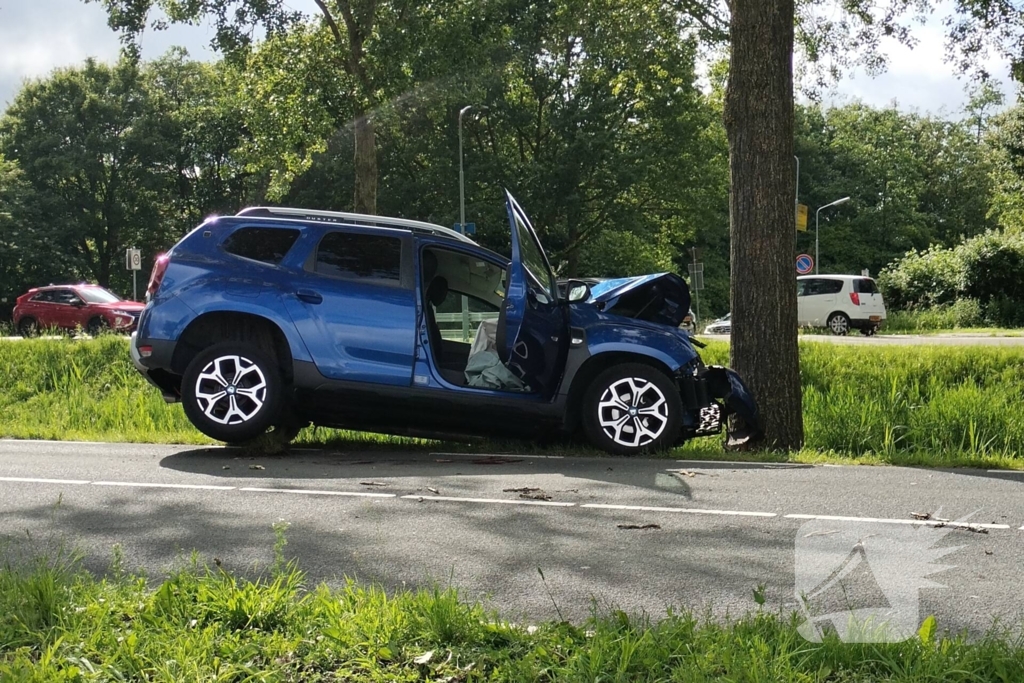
[130, 191, 759, 455]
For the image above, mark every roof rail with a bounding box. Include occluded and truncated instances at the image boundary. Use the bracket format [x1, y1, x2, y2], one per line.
[235, 206, 476, 244]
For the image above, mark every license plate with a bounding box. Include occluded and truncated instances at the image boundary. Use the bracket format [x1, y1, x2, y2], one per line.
[869, 315, 881, 322]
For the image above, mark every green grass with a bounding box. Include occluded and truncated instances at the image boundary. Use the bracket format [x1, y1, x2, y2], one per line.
[3, 337, 1024, 468]
[2, 553, 1022, 682]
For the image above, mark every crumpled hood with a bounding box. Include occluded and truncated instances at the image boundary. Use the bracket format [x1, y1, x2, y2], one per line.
[587, 273, 691, 328]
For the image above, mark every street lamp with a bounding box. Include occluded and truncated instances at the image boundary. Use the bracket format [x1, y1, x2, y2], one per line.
[458, 105, 487, 231]
[815, 196, 850, 274]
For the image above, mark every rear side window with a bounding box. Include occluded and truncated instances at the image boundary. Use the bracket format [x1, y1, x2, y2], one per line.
[854, 278, 878, 294]
[223, 227, 301, 265]
[315, 232, 402, 283]
[52, 289, 80, 305]
[798, 279, 844, 296]
[31, 291, 55, 303]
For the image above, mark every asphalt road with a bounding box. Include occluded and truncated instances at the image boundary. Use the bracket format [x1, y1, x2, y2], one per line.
[1, 439, 1022, 636]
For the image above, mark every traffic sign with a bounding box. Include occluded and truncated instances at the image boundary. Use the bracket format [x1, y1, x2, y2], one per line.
[796, 204, 808, 232]
[453, 222, 476, 235]
[687, 262, 704, 291]
[796, 254, 814, 275]
[126, 248, 142, 271]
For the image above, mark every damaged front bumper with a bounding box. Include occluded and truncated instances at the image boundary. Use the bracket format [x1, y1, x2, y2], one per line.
[677, 366, 762, 449]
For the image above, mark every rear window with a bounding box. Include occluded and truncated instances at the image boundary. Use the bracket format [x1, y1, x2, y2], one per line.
[315, 232, 402, 283]
[223, 227, 301, 265]
[854, 278, 878, 294]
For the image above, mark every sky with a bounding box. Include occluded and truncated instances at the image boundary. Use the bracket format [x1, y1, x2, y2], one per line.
[0, 0, 1017, 118]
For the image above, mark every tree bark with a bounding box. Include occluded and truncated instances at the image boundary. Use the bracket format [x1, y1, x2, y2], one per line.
[723, 0, 803, 449]
[353, 109, 377, 214]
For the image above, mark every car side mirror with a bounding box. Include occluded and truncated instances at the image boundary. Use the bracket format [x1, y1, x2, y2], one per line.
[71, 299, 84, 308]
[565, 280, 591, 303]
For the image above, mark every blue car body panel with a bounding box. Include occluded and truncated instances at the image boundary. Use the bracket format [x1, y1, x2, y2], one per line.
[131, 193, 760, 446]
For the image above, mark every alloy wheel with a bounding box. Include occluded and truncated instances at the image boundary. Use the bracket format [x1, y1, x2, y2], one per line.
[193, 354, 268, 425]
[829, 315, 849, 335]
[597, 377, 670, 448]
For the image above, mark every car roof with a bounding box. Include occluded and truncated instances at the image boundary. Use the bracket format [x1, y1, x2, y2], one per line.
[797, 274, 872, 280]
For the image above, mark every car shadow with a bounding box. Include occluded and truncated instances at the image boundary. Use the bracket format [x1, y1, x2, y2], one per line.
[157, 446, 816, 502]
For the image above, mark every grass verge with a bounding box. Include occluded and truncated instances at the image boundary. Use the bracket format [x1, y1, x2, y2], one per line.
[2, 554, 1022, 682]
[2, 337, 1024, 468]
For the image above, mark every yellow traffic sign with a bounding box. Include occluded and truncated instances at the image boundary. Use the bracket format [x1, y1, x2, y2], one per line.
[796, 204, 808, 232]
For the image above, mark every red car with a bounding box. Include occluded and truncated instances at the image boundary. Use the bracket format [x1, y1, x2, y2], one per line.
[12, 284, 145, 336]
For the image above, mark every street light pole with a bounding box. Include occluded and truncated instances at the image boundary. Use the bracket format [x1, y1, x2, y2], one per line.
[815, 196, 850, 274]
[458, 105, 473, 232]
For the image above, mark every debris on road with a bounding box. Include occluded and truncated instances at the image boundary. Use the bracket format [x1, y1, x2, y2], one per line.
[503, 487, 540, 494]
[221, 466, 230, 470]
[427, 487, 439, 495]
[674, 470, 702, 478]
[911, 511, 934, 520]
[617, 523, 661, 530]
[471, 457, 524, 465]
[248, 464, 265, 470]
[360, 481, 388, 487]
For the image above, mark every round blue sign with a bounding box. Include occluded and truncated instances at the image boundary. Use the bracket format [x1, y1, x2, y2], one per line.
[796, 254, 814, 275]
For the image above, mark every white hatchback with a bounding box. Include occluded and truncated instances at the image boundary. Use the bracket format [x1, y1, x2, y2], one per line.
[797, 275, 886, 335]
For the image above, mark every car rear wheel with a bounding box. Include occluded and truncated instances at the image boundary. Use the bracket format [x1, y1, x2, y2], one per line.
[827, 312, 850, 336]
[181, 342, 284, 443]
[581, 363, 683, 455]
[17, 317, 37, 338]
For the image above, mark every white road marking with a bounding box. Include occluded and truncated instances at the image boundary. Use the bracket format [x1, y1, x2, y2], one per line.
[583, 503, 776, 517]
[402, 494, 575, 507]
[0, 476, 90, 485]
[785, 514, 1010, 530]
[0, 475, 1017, 530]
[987, 470, 1024, 475]
[92, 481, 236, 491]
[241, 487, 395, 498]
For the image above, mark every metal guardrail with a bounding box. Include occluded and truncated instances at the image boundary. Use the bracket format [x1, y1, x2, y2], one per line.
[434, 311, 499, 341]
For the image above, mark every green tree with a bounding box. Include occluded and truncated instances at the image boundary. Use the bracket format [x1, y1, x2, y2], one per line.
[794, 103, 996, 276]
[0, 59, 168, 294]
[0, 155, 59, 316]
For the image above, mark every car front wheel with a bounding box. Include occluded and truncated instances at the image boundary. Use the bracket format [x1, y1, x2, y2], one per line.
[181, 342, 284, 443]
[827, 312, 851, 336]
[581, 363, 683, 455]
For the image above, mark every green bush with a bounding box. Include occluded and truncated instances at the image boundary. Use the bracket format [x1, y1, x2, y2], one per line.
[879, 229, 1024, 327]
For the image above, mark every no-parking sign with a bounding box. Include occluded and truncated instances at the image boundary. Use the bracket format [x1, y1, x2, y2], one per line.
[796, 254, 814, 275]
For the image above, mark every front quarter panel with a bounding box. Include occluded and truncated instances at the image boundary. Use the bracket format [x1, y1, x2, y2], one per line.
[571, 305, 698, 371]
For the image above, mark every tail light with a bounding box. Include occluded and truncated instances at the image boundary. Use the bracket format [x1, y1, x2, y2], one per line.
[850, 292, 861, 306]
[146, 254, 170, 300]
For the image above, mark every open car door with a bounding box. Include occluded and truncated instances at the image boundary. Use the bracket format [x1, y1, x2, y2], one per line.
[498, 191, 569, 396]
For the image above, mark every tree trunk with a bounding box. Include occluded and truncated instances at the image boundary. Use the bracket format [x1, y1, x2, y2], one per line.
[723, 0, 803, 449]
[353, 109, 377, 214]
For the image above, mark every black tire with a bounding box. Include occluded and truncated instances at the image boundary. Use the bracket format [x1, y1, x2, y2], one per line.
[827, 312, 851, 336]
[581, 363, 683, 455]
[17, 317, 37, 338]
[86, 317, 106, 336]
[181, 342, 284, 443]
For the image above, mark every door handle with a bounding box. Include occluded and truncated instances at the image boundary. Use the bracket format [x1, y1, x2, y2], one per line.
[296, 289, 323, 304]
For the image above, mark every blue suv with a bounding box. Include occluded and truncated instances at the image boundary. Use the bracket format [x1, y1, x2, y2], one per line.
[131, 192, 760, 455]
